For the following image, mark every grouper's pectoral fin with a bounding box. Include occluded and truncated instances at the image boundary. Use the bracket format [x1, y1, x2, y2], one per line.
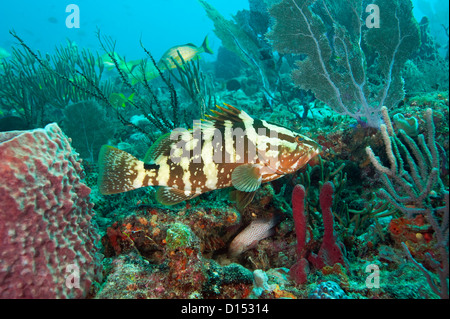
[231, 164, 263, 192]
[156, 187, 200, 206]
[229, 164, 264, 210]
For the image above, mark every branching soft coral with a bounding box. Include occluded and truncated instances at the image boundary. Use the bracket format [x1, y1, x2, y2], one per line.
[197, 0, 277, 105]
[268, 0, 420, 128]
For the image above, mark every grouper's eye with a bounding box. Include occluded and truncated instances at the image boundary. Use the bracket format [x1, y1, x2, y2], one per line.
[295, 135, 304, 144]
[295, 135, 318, 148]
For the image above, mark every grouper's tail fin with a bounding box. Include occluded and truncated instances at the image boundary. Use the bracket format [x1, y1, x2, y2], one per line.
[98, 145, 158, 195]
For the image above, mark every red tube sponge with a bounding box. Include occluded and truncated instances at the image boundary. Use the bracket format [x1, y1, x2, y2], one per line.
[289, 185, 309, 284]
[308, 182, 348, 270]
[289, 181, 348, 285]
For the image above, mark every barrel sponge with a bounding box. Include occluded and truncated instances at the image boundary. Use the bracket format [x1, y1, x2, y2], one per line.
[0, 123, 102, 298]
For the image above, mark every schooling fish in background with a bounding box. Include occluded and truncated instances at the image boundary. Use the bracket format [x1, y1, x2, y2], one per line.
[99, 51, 156, 84]
[157, 35, 213, 70]
[97, 104, 321, 209]
[130, 35, 214, 84]
[100, 52, 142, 73]
[130, 61, 160, 85]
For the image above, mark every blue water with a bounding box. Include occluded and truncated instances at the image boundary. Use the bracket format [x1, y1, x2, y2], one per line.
[0, 0, 249, 61]
[2, 1, 447, 60]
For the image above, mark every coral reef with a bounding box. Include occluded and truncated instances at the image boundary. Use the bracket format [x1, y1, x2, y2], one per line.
[0, 0, 448, 301]
[309, 281, 348, 299]
[96, 210, 255, 299]
[268, 0, 420, 127]
[0, 123, 102, 298]
[366, 106, 449, 299]
[0, 31, 111, 129]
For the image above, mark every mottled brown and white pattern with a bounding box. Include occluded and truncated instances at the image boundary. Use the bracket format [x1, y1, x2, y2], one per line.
[98, 104, 321, 209]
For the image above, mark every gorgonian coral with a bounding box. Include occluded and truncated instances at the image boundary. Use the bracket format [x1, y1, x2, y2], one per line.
[268, 0, 420, 128]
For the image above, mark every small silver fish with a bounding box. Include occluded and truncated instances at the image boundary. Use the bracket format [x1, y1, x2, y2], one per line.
[228, 216, 279, 257]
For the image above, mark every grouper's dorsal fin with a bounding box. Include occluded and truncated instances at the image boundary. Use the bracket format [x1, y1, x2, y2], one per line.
[205, 103, 253, 124]
[144, 132, 172, 163]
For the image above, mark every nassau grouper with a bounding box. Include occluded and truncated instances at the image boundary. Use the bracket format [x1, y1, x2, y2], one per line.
[97, 104, 321, 209]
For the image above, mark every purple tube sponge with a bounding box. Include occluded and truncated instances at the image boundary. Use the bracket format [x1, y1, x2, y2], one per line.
[308, 182, 349, 270]
[289, 182, 349, 285]
[289, 185, 310, 284]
